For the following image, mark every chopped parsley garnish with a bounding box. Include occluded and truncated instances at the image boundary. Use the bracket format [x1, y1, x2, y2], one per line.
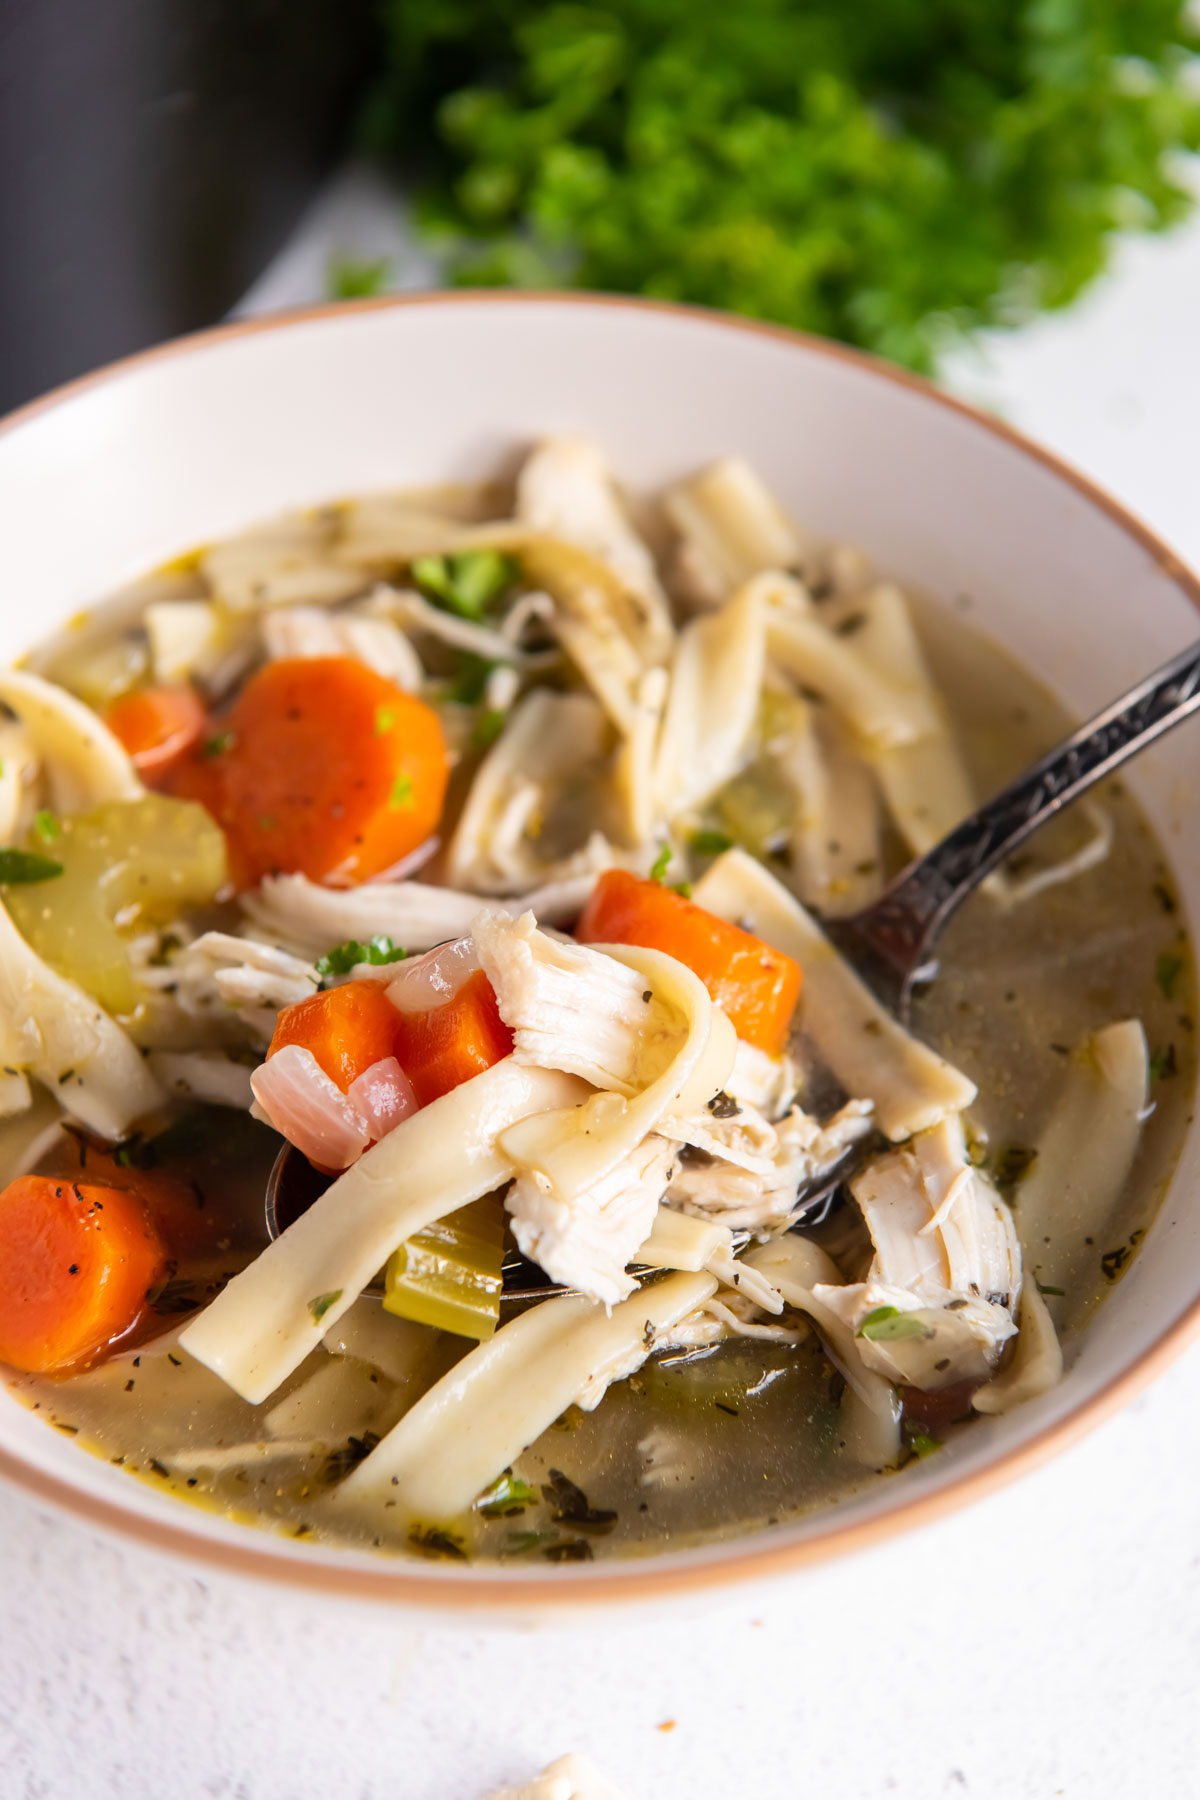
[33, 810, 61, 843]
[409, 1524, 467, 1560]
[1036, 1282, 1066, 1297]
[413, 549, 519, 621]
[308, 1289, 343, 1324]
[1155, 950, 1184, 1001]
[0, 847, 63, 884]
[989, 1144, 1037, 1190]
[690, 828, 734, 857]
[202, 731, 236, 758]
[314, 935, 408, 982]
[857, 1305, 932, 1342]
[449, 652, 497, 706]
[505, 1529, 557, 1553]
[389, 771, 415, 810]
[473, 707, 507, 749]
[1101, 1229, 1145, 1283]
[672, 881, 693, 899]
[541, 1468, 617, 1532]
[319, 1431, 381, 1484]
[476, 1469, 538, 1516]
[374, 705, 400, 736]
[541, 1537, 593, 1562]
[649, 844, 672, 883]
[906, 1431, 942, 1458]
[1149, 1042, 1178, 1083]
[145, 1277, 204, 1315]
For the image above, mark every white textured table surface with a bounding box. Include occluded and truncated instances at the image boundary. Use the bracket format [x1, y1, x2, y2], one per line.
[4, 167, 1200, 1800]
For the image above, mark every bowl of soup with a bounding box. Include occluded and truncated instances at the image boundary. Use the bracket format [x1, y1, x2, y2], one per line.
[0, 293, 1197, 1616]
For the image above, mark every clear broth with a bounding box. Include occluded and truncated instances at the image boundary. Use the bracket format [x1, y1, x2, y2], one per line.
[3, 566, 1194, 1567]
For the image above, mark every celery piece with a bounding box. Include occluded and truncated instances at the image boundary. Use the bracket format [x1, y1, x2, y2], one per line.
[41, 634, 150, 710]
[383, 1196, 506, 1341]
[713, 762, 796, 859]
[3, 795, 227, 1014]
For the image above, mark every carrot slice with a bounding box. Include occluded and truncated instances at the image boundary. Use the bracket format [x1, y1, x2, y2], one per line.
[391, 970, 514, 1107]
[576, 869, 802, 1055]
[0, 1175, 167, 1374]
[105, 685, 207, 779]
[211, 658, 448, 887]
[269, 980, 405, 1093]
[54, 1137, 228, 1261]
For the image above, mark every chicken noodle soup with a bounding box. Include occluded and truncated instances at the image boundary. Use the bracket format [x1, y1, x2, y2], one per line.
[0, 442, 1191, 1562]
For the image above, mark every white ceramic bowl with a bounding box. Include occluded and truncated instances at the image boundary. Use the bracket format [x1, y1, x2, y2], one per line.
[1, 293, 1198, 1617]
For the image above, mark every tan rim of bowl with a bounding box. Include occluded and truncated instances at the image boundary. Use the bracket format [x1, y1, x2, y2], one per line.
[2, 290, 1199, 1613]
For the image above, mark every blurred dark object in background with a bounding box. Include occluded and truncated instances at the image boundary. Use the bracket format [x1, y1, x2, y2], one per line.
[0, 0, 378, 414]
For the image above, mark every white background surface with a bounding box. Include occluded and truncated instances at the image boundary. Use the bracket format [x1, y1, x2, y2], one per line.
[3, 166, 1200, 1800]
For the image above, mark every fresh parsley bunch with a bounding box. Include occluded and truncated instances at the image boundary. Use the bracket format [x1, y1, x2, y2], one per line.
[363, 0, 1200, 370]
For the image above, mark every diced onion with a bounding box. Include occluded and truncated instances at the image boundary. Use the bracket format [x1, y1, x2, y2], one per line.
[346, 1056, 418, 1138]
[250, 1044, 370, 1170]
[386, 937, 479, 1014]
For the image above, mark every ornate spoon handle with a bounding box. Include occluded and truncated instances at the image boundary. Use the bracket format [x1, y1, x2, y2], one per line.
[839, 637, 1200, 998]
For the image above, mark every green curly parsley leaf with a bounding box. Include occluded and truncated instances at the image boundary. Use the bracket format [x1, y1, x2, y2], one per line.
[413, 549, 519, 621]
[0, 847, 64, 884]
[857, 1305, 933, 1342]
[366, 0, 1200, 374]
[314, 935, 408, 982]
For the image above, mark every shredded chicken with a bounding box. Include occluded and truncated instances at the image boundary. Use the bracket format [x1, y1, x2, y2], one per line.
[666, 1098, 874, 1231]
[367, 583, 528, 665]
[724, 1038, 803, 1115]
[566, 1261, 770, 1399]
[261, 605, 422, 688]
[240, 867, 601, 957]
[473, 907, 678, 1092]
[812, 1115, 1022, 1389]
[170, 931, 315, 1039]
[147, 1049, 254, 1109]
[508, 1135, 675, 1306]
[659, 1099, 779, 1174]
[647, 1286, 803, 1357]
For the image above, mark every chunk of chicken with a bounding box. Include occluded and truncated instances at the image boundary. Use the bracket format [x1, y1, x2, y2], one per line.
[666, 1098, 874, 1231]
[813, 1115, 1021, 1390]
[261, 605, 422, 689]
[168, 931, 316, 1042]
[473, 907, 678, 1093]
[240, 867, 600, 957]
[507, 1135, 675, 1306]
[724, 1038, 803, 1116]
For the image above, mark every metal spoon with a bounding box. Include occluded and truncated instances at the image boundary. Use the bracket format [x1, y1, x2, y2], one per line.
[262, 1147, 569, 1300]
[828, 636, 1200, 1022]
[265, 637, 1200, 1287]
[263, 1139, 848, 1300]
